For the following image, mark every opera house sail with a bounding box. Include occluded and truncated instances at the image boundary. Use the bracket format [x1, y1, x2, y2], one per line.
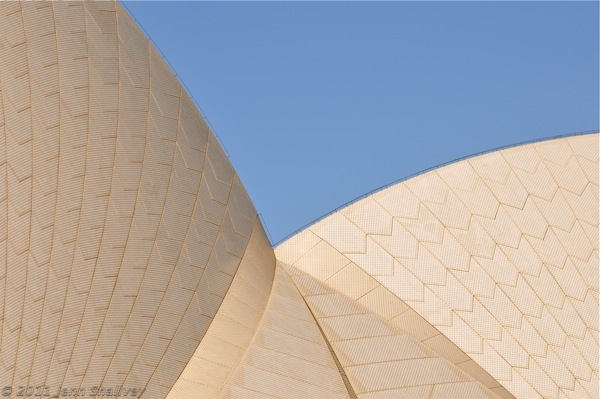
[0, 2, 597, 398]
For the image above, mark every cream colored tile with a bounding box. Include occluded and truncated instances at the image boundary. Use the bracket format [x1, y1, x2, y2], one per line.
[476, 247, 519, 288]
[472, 154, 528, 209]
[571, 330, 599, 374]
[405, 171, 449, 204]
[503, 143, 542, 171]
[422, 333, 470, 364]
[346, 357, 467, 393]
[580, 222, 599, 252]
[552, 337, 592, 381]
[196, 335, 244, 368]
[226, 365, 346, 399]
[294, 240, 351, 282]
[449, 219, 497, 260]
[334, 334, 429, 366]
[357, 284, 410, 320]
[499, 275, 543, 317]
[342, 197, 393, 235]
[320, 313, 394, 341]
[358, 385, 432, 399]
[577, 371, 599, 399]
[505, 198, 549, 239]
[562, 184, 598, 226]
[547, 259, 589, 302]
[567, 135, 599, 162]
[456, 359, 502, 389]
[306, 293, 367, 319]
[426, 190, 473, 230]
[511, 162, 558, 202]
[430, 381, 498, 399]
[475, 206, 522, 249]
[325, 262, 380, 300]
[531, 190, 576, 231]
[489, 385, 517, 399]
[574, 155, 599, 186]
[167, 380, 219, 399]
[398, 204, 445, 244]
[500, 367, 542, 399]
[219, 385, 276, 399]
[256, 327, 336, 368]
[546, 300, 587, 340]
[571, 251, 598, 292]
[532, 347, 575, 392]
[478, 286, 522, 329]
[268, 293, 314, 322]
[435, 313, 483, 355]
[424, 228, 471, 272]
[274, 229, 320, 265]
[377, 259, 425, 302]
[526, 307, 567, 348]
[405, 287, 454, 327]
[398, 244, 448, 286]
[261, 310, 324, 344]
[535, 139, 572, 166]
[467, 341, 512, 382]
[243, 346, 346, 393]
[461, 184, 503, 220]
[452, 258, 496, 299]
[312, 213, 366, 253]
[373, 183, 420, 219]
[551, 223, 594, 262]
[347, 237, 394, 276]
[522, 266, 566, 309]
[438, 162, 499, 219]
[429, 271, 473, 312]
[488, 329, 529, 369]
[570, 292, 599, 334]
[456, 298, 502, 341]
[291, 273, 337, 296]
[371, 219, 418, 259]
[1, 4, 598, 398]
[559, 380, 593, 399]
[505, 317, 547, 358]
[544, 156, 589, 196]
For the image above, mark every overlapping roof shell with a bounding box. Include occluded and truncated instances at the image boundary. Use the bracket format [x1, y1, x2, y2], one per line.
[0, 2, 597, 398]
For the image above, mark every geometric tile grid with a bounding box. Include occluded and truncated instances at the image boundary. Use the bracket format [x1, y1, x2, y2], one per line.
[281, 263, 504, 399]
[1, 2, 598, 399]
[167, 219, 276, 398]
[275, 134, 599, 399]
[213, 264, 351, 399]
[0, 2, 256, 397]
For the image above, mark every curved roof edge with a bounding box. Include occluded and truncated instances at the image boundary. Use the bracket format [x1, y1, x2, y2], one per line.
[274, 129, 599, 247]
[119, 1, 231, 159]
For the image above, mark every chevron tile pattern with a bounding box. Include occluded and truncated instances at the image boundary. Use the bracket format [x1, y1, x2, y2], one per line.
[283, 263, 504, 399]
[275, 134, 599, 399]
[1, 2, 598, 398]
[0, 2, 259, 397]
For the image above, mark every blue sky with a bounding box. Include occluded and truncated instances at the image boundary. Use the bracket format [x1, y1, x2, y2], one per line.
[124, 1, 599, 245]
